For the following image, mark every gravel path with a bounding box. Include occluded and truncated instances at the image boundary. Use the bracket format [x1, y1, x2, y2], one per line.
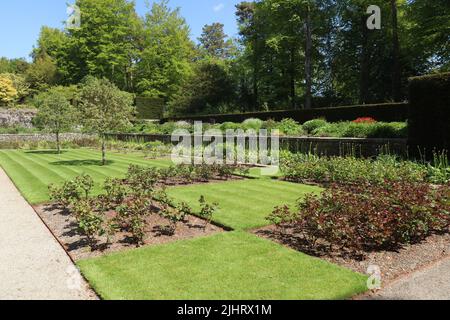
[0, 168, 96, 300]
[362, 256, 450, 300]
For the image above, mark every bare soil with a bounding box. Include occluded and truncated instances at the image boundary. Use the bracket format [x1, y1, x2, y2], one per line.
[35, 203, 225, 261]
[254, 225, 450, 285]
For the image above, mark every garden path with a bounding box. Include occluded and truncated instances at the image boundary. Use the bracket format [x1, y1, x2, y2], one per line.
[0, 168, 95, 300]
[364, 256, 450, 300]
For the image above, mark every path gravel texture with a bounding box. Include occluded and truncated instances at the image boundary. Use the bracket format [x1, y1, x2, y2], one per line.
[0, 168, 95, 300]
[362, 256, 450, 300]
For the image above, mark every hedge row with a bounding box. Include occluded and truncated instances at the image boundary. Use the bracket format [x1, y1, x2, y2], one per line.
[165, 102, 409, 124]
[408, 72, 450, 158]
[135, 97, 165, 120]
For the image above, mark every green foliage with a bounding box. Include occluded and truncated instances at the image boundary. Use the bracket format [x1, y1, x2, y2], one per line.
[73, 199, 105, 249]
[170, 58, 235, 115]
[198, 22, 235, 60]
[116, 196, 151, 245]
[242, 118, 264, 131]
[63, 0, 141, 88]
[198, 195, 218, 229]
[281, 152, 432, 185]
[302, 119, 328, 134]
[136, 0, 194, 101]
[48, 180, 81, 207]
[79, 77, 135, 135]
[76, 174, 94, 199]
[0, 57, 29, 74]
[104, 178, 128, 205]
[79, 77, 135, 164]
[276, 119, 304, 136]
[25, 54, 58, 92]
[33, 86, 76, 152]
[311, 121, 408, 138]
[266, 205, 297, 231]
[132, 117, 406, 139]
[135, 97, 165, 120]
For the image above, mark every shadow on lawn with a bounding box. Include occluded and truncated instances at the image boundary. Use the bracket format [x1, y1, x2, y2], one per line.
[50, 159, 114, 166]
[25, 150, 68, 155]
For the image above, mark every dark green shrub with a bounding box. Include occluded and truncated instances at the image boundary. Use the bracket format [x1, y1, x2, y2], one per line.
[281, 152, 427, 185]
[72, 199, 105, 250]
[242, 118, 264, 131]
[409, 72, 450, 158]
[277, 118, 304, 136]
[135, 96, 164, 120]
[104, 178, 128, 205]
[198, 196, 219, 230]
[75, 174, 94, 199]
[48, 180, 81, 206]
[303, 119, 328, 134]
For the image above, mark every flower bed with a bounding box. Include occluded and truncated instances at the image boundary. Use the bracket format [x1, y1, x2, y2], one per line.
[43, 163, 246, 258]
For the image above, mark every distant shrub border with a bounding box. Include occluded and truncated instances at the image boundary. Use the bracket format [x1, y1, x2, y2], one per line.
[130, 118, 408, 139]
[165, 102, 409, 124]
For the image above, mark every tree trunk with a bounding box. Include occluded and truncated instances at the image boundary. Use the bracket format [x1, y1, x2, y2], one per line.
[56, 131, 61, 154]
[101, 138, 106, 166]
[391, 0, 402, 101]
[290, 49, 296, 109]
[304, 5, 313, 109]
[359, 15, 370, 104]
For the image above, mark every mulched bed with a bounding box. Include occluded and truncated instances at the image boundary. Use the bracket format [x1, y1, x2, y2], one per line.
[35, 203, 224, 261]
[254, 225, 450, 285]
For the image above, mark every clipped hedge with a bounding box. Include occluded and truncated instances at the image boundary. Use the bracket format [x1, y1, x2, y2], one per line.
[408, 72, 450, 158]
[135, 97, 165, 120]
[165, 102, 409, 124]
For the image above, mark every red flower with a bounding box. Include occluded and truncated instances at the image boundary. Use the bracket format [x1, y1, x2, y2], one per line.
[353, 117, 376, 123]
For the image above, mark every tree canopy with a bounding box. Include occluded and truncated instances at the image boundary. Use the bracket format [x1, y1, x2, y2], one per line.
[1, 0, 448, 115]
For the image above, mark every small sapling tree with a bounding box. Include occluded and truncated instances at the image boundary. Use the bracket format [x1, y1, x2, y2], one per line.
[79, 77, 135, 165]
[34, 87, 75, 154]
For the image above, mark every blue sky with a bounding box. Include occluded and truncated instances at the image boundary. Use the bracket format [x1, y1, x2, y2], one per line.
[0, 0, 240, 60]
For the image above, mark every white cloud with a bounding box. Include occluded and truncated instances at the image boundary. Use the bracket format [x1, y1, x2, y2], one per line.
[213, 3, 225, 12]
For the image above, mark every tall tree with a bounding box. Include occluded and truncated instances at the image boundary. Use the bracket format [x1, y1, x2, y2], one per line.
[405, 0, 450, 72]
[304, 2, 313, 109]
[390, 0, 402, 101]
[170, 58, 235, 115]
[236, 1, 260, 110]
[25, 54, 58, 92]
[66, 0, 141, 89]
[32, 27, 68, 61]
[136, 0, 195, 104]
[198, 23, 234, 59]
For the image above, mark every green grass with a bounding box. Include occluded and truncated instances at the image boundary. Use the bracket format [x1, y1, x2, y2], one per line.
[167, 179, 321, 230]
[0, 148, 367, 300]
[78, 231, 368, 300]
[0, 149, 171, 204]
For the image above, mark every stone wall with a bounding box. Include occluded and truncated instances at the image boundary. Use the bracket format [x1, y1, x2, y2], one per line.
[105, 133, 408, 158]
[0, 108, 38, 128]
[0, 133, 96, 143]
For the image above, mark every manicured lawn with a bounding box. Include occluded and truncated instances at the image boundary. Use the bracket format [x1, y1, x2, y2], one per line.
[78, 231, 367, 300]
[167, 179, 321, 230]
[1, 148, 367, 300]
[0, 149, 171, 204]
